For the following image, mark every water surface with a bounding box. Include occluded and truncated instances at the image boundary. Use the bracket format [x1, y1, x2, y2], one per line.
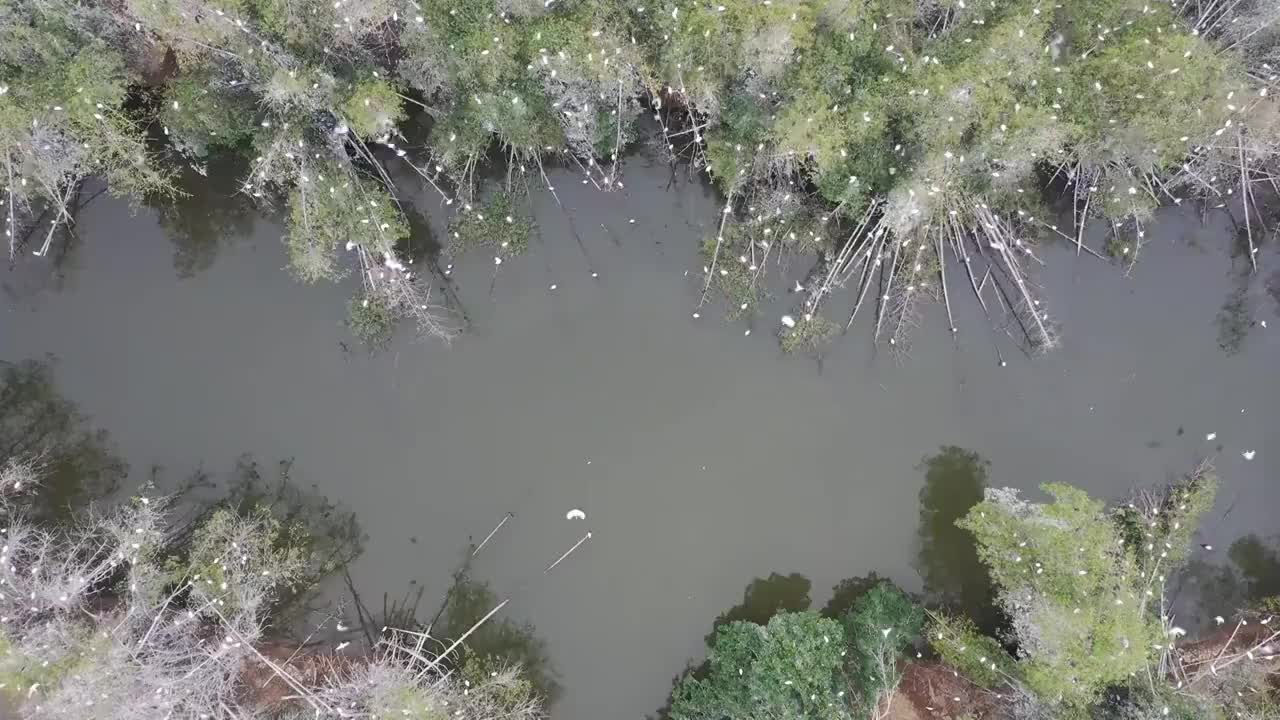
[2, 158, 1278, 720]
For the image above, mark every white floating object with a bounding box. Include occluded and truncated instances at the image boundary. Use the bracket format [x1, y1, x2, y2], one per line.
[744, 329, 751, 336]
[549, 284, 558, 290]
[781, 315, 796, 328]
[1242, 450, 1255, 461]
[1215, 615, 1226, 625]
[494, 256, 503, 265]
[565, 509, 586, 520]
[1206, 433, 1216, 441]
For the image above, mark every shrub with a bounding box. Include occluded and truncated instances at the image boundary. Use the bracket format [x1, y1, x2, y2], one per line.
[284, 169, 407, 282]
[670, 611, 853, 720]
[952, 473, 1219, 708]
[927, 611, 1018, 689]
[160, 72, 256, 158]
[449, 192, 534, 255]
[347, 292, 395, 348]
[842, 582, 924, 714]
[780, 313, 839, 354]
[340, 79, 406, 138]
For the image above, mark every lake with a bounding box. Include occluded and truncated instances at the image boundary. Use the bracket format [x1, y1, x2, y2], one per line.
[2, 155, 1278, 720]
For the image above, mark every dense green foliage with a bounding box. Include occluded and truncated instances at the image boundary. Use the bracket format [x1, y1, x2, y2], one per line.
[934, 470, 1222, 711]
[927, 610, 1018, 689]
[347, 292, 396, 348]
[661, 462, 1269, 720]
[1, 0, 1275, 349]
[449, 191, 535, 255]
[669, 579, 922, 720]
[959, 484, 1163, 706]
[670, 611, 854, 720]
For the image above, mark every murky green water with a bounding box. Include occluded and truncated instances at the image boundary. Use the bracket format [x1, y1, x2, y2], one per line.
[2, 157, 1278, 720]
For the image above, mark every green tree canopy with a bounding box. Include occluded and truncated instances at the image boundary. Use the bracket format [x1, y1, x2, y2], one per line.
[939, 471, 1219, 708]
[671, 611, 853, 720]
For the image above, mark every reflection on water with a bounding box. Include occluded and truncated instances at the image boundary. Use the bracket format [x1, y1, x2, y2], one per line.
[1227, 535, 1280, 601]
[149, 151, 256, 279]
[913, 446, 998, 632]
[1183, 534, 1280, 622]
[822, 572, 894, 619]
[165, 454, 367, 626]
[0, 357, 127, 521]
[705, 572, 811, 644]
[431, 565, 560, 704]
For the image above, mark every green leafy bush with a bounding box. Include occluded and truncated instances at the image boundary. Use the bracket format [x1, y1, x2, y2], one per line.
[347, 293, 395, 348]
[928, 611, 1018, 689]
[341, 79, 406, 138]
[950, 474, 1219, 708]
[448, 192, 534, 255]
[670, 611, 852, 720]
[842, 583, 924, 713]
[780, 313, 839, 354]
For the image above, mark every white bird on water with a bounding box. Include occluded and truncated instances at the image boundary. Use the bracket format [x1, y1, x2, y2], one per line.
[1242, 450, 1256, 461]
[1205, 432, 1216, 441]
[781, 315, 796, 328]
[565, 509, 586, 520]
